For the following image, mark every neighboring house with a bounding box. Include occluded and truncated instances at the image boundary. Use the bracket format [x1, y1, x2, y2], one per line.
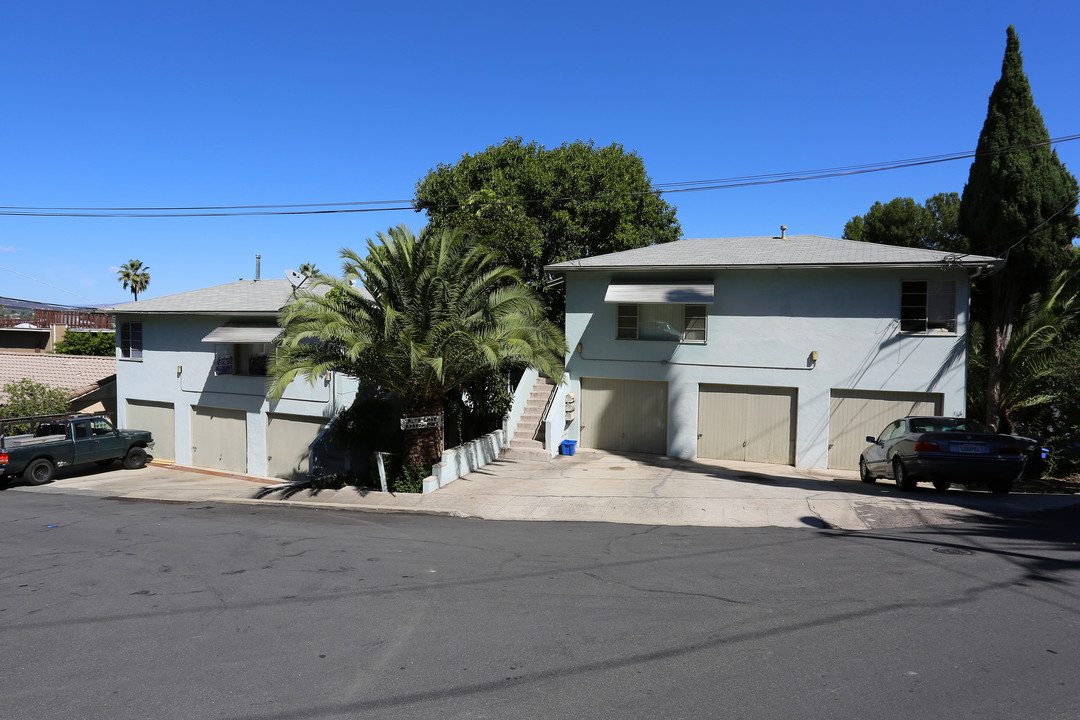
[545, 233, 1003, 471]
[0, 352, 116, 416]
[106, 279, 358, 479]
[0, 307, 113, 353]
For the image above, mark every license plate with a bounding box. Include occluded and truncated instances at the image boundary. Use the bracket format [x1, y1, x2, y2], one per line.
[956, 443, 988, 454]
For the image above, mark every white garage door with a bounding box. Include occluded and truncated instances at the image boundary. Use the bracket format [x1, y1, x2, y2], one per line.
[828, 390, 943, 470]
[191, 406, 247, 473]
[580, 378, 668, 455]
[125, 400, 175, 462]
[698, 385, 797, 464]
[266, 413, 327, 480]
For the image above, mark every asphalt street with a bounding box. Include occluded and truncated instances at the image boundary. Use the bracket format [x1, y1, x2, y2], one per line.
[2, 492, 1079, 720]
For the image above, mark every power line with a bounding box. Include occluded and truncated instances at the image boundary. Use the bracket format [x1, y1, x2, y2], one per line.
[2, 134, 1078, 219]
[0, 264, 100, 304]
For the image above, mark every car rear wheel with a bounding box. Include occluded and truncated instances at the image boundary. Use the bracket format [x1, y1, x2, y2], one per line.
[893, 458, 917, 491]
[932, 479, 951, 491]
[123, 447, 147, 470]
[859, 457, 876, 484]
[23, 458, 55, 486]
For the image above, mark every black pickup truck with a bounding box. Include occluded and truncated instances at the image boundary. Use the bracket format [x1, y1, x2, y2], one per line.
[0, 414, 154, 485]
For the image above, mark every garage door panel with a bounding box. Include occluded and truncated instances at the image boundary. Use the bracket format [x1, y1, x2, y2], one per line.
[698, 390, 746, 460]
[828, 390, 943, 470]
[699, 385, 796, 464]
[125, 400, 174, 462]
[267, 414, 327, 479]
[580, 378, 667, 455]
[192, 406, 247, 473]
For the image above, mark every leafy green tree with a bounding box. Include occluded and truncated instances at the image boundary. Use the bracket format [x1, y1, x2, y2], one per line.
[117, 259, 151, 301]
[298, 262, 319, 277]
[269, 225, 566, 471]
[843, 193, 967, 252]
[53, 330, 116, 356]
[414, 138, 681, 317]
[1, 378, 69, 425]
[958, 26, 1080, 430]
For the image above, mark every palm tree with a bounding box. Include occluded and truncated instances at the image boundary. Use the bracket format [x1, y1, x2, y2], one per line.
[969, 269, 1079, 432]
[269, 225, 566, 471]
[117, 259, 151, 301]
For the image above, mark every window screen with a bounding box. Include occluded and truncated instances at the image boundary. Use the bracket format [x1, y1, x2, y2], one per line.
[901, 281, 955, 333]
[120, 322, 143, 359]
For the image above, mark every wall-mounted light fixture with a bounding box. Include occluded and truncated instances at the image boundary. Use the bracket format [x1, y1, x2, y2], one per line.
[576, 343, 583, 354]
[177, 365, 183, 375]
[811, 350, 819, 363]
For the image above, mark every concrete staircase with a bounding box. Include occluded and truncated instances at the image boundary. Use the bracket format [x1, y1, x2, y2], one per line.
[504, 375, 556, 461]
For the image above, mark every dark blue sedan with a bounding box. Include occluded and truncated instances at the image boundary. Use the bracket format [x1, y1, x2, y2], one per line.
[859, 416, 1025, 493]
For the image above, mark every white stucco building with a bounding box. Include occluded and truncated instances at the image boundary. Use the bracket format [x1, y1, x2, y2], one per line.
[107, 279, 358, 479]
[545, 233, 1003, 471]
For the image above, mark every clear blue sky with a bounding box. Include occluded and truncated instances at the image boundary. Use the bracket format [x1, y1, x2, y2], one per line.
[2, 1, 1078, 306]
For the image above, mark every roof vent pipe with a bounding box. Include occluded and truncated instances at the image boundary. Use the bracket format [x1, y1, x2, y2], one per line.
[780, 225, 787, 240]
[255, 254, 261, 282]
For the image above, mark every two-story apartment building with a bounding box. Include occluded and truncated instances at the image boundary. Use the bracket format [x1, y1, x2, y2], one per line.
[107, 279, 358, 479]
[545, 233, 1002, 471]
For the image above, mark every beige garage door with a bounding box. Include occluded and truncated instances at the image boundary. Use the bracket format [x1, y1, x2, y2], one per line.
[267, 414, 327, 480]
[125, 400, 175, 462]
[828, 390, 943, 470]
[698, 385, 796, 464]
[191, 406, 247, 473]
[580, 378, 667, 455]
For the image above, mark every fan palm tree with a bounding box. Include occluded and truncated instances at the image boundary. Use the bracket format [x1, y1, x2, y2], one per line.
[268, 224, 566, 471]
[117, 259, 151, 301]
[969, 269, 1079, 432]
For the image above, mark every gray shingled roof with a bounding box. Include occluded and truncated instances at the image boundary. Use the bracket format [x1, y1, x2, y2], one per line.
[105, 279, 299, 316]
[545, 235, 1003, 272]
[0, 353, 116, 404]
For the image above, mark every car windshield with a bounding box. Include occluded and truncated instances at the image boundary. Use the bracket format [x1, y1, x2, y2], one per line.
[910, 418, 992, 434]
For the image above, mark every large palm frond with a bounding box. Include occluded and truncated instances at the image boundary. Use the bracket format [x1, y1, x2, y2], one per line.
[972, 269, 1079, 426]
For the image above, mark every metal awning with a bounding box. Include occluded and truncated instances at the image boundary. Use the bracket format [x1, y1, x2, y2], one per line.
[603, 282, 714, 304]
[201, 324, 283, 344]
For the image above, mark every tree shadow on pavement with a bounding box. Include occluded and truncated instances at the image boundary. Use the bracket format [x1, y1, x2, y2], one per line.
[824, 503, 1080, 587]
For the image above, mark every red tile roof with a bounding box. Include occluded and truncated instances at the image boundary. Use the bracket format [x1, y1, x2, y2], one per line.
[0, 353, 116, 404]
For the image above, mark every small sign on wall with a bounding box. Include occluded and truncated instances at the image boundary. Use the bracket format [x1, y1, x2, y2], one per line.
[400, 415, 443, 430]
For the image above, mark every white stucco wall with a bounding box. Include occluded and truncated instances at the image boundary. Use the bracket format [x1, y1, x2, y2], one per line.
[562, 268, 971, 470]
[114, 314, 358, 477]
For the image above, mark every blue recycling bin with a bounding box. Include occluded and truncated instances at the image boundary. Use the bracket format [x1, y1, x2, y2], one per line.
[559, 440, 577, 456]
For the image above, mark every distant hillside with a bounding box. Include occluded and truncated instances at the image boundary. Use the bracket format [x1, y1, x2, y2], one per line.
[0, 296, 88, 312]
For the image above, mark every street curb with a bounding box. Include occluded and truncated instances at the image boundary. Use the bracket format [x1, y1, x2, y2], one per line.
[207, 496, 471, 519]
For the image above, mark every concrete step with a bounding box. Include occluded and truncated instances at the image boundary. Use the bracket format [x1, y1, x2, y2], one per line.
[511, 438, 544, 449]
[501, 446, 552, 462]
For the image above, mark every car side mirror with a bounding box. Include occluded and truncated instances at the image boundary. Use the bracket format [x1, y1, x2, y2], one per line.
[866, 436, 877, 443]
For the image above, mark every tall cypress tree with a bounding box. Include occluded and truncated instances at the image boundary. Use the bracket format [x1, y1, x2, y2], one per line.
[958, 25, 1080, 430]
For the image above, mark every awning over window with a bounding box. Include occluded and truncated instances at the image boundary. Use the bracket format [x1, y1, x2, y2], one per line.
[604, 282, 714, 304]
[201, 324, 283, 344]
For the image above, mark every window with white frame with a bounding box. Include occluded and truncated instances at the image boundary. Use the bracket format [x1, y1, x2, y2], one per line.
[214, 342, 272, 376]
[616, 304, 707, 342]
[119, 322, 143, 359]
[900, 280, 956, 333]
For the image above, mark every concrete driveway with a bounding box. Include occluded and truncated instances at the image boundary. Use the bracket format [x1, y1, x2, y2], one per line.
[5, 449, 1079, 530]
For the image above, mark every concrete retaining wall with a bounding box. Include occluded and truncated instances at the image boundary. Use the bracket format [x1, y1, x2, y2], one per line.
[423, 429, 504, 493]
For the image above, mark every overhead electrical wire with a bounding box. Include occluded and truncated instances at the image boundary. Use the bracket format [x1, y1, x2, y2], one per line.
[2, 134, 1078, 219]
